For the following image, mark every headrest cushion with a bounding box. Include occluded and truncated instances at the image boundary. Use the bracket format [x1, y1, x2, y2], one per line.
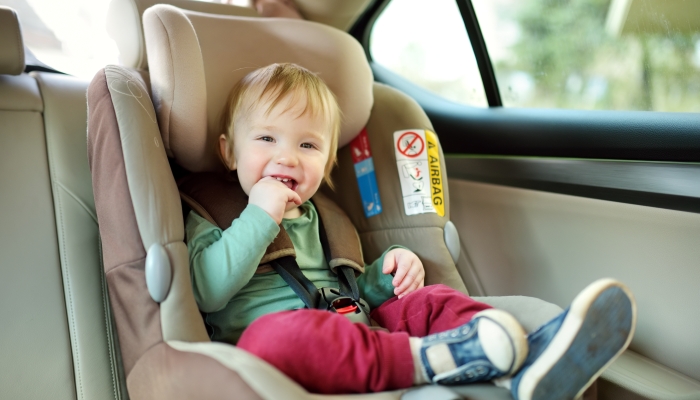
[0, 7, 25, 75]
[107, 0, 258, 70]
[107, 0, 372, 70]
[144, 5, 373, 172]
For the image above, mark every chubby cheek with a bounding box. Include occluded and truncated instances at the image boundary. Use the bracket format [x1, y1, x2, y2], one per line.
[301, 160, 327, 195]
[236, 171, 255, 196]
[235, 158, 264, 195]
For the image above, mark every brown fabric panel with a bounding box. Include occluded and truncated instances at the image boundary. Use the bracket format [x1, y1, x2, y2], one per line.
[312, 191, 364, 273]
[177, 171, 295, 258]
[127, 342, 263, 400]
[87, 69, 146, 271]
[106, 259, 162, 377]
[87, 68, 162, 376]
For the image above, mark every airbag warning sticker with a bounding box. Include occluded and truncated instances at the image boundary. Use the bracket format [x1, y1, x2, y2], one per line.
[393, 129, 444, 216]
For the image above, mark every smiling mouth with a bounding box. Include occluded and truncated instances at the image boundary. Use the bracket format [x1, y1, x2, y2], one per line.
[274, 176, 298, 190]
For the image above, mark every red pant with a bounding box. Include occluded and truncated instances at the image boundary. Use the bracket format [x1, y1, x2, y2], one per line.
[237, 284, 492, 394]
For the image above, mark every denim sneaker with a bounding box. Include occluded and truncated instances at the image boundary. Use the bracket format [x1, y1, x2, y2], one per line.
[511, 279, 636, 400]
[420, 309, 528, 385]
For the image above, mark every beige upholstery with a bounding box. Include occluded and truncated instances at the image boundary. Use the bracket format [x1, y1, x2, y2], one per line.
[295, 0, 373, 31]
[325, 83, 466, 292]
[0, 72, 76, 400]
[0, 6, 24, 75]
[143, 4, 373, 172]
[0, 8, 127, 398]
[33, 71, 128, 400]
[107, 0, 259, 70]
[0, 74, 41, 110]
[0, 13, 125, 397]
[99, 65, 208, 344]
[107, 0, 372, 71]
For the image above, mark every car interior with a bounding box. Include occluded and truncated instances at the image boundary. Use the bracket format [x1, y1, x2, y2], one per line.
[1, 0, 700, 399]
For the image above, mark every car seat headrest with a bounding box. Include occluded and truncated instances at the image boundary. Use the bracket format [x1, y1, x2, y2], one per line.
[0, 6, 25, 76]
[107, 0, 259, 70]
[143, 4, 373, 172]
[107, 0, 372, 71]
[293, 0, 372, 31]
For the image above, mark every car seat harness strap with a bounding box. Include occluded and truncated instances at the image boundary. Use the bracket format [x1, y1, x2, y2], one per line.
[178, 171, 370, 325]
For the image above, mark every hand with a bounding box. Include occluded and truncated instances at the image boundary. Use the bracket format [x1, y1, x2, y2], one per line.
[248, 176, 302, 224]
[382, 248, 425, 299]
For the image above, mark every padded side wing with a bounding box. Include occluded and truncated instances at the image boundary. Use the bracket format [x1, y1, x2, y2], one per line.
[325, 83, 467, 293]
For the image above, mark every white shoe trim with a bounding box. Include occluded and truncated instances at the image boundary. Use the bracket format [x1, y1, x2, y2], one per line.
[475, 309, 528, 375]
[425, 343, 458, 376]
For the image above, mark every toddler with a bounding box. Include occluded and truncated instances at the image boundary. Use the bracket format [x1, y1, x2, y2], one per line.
[185, 63, 636, 399]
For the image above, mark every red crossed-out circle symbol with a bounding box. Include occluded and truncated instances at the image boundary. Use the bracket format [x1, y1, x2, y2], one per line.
[397, 131, 424, 158]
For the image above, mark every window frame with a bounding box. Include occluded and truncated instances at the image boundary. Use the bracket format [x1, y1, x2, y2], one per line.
[352, 0, 500, 107]
[351, 0, 700, 213]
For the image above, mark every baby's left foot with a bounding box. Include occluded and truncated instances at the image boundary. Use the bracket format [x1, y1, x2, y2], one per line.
[511, 278, 637, 400]
[420, 309, 528, 384]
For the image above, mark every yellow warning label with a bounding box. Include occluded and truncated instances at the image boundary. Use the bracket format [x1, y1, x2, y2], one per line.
[425, 130, 444, 217]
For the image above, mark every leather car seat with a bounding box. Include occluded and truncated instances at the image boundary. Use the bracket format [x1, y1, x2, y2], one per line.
[0, 6, 126, 400]
[86, 4, 574, 399]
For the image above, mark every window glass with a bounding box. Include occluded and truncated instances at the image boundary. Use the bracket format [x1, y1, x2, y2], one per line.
[1, 0, 247, 79]
[472, 0, 700, 112]
[370, 0, 488, 107]
[2, 0, 119, 79]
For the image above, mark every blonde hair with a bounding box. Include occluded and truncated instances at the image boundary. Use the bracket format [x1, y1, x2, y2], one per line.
[220, 63, 341, 188]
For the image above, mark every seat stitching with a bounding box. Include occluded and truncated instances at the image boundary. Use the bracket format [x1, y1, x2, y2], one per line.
[47, 138, 85, 399]
[154, 11, 176, 141]
[99, 241, 121, 400]
[105, 239, 182, 273]
[55, 180, 98, 224]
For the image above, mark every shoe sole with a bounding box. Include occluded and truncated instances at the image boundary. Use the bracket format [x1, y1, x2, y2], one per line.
[517, 278, 637, 400]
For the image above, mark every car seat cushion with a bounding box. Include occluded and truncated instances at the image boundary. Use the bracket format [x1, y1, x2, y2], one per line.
[87, 67, 164, 375]
[127, 341, 265, 400]
[88, 65, 211, 375]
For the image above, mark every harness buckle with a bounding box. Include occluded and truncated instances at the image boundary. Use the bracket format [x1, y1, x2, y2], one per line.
[318, 287, 370, 326]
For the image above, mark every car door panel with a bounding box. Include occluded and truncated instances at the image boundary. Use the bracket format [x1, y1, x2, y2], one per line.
[370, 33, 700, 399]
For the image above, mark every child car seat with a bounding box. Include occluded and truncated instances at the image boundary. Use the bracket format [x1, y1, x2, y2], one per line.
[87, 4, 576, 399]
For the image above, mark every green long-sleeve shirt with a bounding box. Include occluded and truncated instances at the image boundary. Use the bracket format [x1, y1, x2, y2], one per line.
[186, 201, 398, 343]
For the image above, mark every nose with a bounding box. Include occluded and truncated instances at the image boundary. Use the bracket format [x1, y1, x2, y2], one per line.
[275, 145, 299, 167]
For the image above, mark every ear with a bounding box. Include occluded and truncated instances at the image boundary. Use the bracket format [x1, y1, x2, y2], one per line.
[219, 134, 236, 170]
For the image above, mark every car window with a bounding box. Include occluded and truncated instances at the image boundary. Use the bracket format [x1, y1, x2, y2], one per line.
[369, 0, 488, 108]
[472, 0, 700, 112]
[2, 0, 119, 79]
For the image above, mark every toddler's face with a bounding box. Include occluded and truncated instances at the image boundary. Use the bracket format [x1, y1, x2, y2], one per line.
[229, 94, 331, 210]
